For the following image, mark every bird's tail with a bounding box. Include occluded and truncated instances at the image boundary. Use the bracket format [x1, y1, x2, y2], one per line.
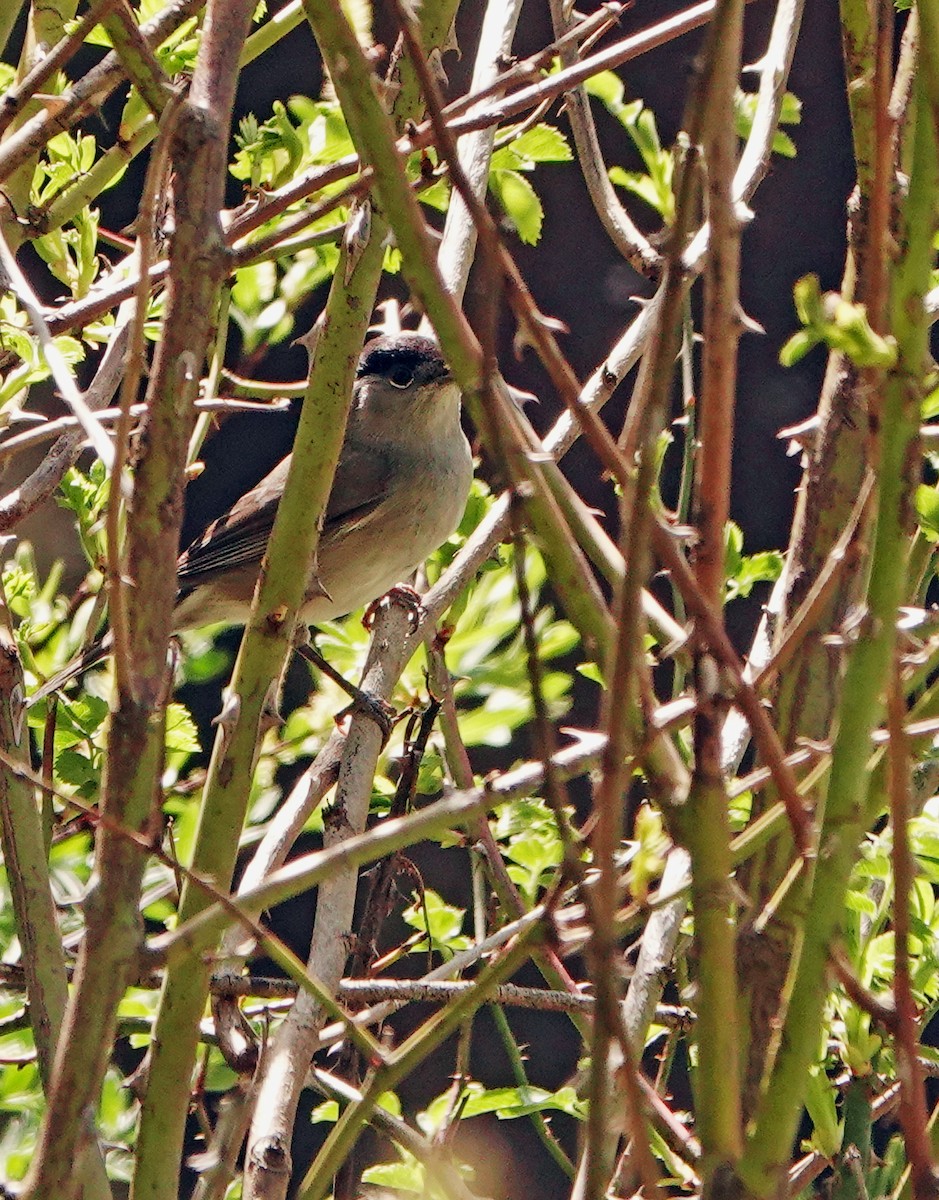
[28, 634, 112, 708]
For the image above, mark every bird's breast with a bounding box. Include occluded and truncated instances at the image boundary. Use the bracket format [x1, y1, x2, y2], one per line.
[303, 429, 472, 622]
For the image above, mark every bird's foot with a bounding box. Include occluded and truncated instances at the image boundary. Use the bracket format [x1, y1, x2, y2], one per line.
[362, 584, 424, 632]
[294, 638, 396, 746]
[335, 691, 397, 746]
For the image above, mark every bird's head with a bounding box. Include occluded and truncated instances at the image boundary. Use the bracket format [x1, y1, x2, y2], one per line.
[353, 334, 459, 429]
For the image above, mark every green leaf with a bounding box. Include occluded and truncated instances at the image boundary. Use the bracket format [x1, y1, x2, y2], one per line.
[609, 166, 664, 213]
[402, 890, 469, 956]
[726, 550, 784, 600]
[779, 328, 820, 367]
[724, 519, 744, 579]
[165, 703, 200, 755]
[735, 88, 801, 158]
[782, 274, 897, 369]
[583, 68, 626, 108]
[724, 521, 783, 600]
[61, 693, 110, 736]
[363, 1157, 427, 1193]
[803, 1065, 842, 1157]
[496, 123, 572, 166]
[55, 747, 99, 789]
[459, 1082, 586, 1120]
[489, 169, 543, 244]
[792, 273, 826, 324]
[202, 1049, 240, 1094]
[916, 484, 939, 541]
[631, 805, 668, 902]
[310, 1099, 339, 1124]
[577, 661, 605, 686]
[922, 379, 939, 418]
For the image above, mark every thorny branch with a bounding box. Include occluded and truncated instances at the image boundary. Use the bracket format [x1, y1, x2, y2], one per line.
[1, 0, 936, 1198]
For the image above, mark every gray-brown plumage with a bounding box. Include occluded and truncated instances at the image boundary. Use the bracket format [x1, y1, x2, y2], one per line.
[31, 333, 471, 703]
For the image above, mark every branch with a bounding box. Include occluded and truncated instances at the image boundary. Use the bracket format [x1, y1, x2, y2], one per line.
[684, 0, 746, 1169]
[0, 0, 122, 138]
[0, 580, 111, 1200]
[295, 923, 542, 1200]
[548, 0, 660, 274]
[0, 0, 206, 187]
[885, 660, 938, 1194]
[430, 0, 526, 306]
[738, 60, 939, 1199]
[0, 313, 131, 531]
[22, 0, 258, 1192]
[0, 231, 116, 469]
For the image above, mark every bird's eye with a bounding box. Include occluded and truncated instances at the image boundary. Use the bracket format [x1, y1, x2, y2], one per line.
[388, 364, 414, 388]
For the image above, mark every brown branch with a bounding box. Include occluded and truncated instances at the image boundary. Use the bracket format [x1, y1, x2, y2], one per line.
[684, 0, 746, 1169]
[391, 0, 633, 494]
[21, 0, 258, 1189]
[831, 948, 897, 1030]
[548, 0, 661, 275]
[886, 659, 939, 1197]
[0, 0, 123, 138]
[107, 91, 186, 703]
[0, 317, 131, 531]
[651, 516, 814, 859]
[0, 0, 206, 188]
[42, 0, 719, 344]
[753, 472, 874, 692]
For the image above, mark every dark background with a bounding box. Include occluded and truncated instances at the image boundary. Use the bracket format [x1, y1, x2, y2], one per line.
[204, 4, 850, 1195]
[10, 0, 856, 1195]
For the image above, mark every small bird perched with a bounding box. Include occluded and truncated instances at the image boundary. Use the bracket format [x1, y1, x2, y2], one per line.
[32, 332, 472, 703]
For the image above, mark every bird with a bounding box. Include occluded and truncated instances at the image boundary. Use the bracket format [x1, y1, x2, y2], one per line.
[30, 332, 472, 705]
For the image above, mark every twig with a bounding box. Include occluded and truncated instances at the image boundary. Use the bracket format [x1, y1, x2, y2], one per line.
[684, 0, 746, 1168]
[40, 0, 718, 346]
[0, 0, 123, 138]
[831, 949, 897, 1030]
[0, 230, 115, 470]
[0, 578, 112, 1199]
[238, 7, 467, 1194]
[0, 0, 206, 187]
[753, 472, 875, 692]
[393, 0, 634, 496]
[787, 1083, 902, 1197]
[428, 0, 525, 308]
[737, 53, 939, 1198]
[296, 923, 542, 1200]
[100, 0, 175, 118]
[733, 0, 806, 201]
[243, 597, 417, 1200]
[489, 1001, 576, 1178]
[0, 396, 291, 463]
[307, 1069, 479, 1200]
[217, 976, 694, 1025]
[22, 0, 260, 1191]
[108, 91, 186, 705]
[886, 658, 939, 1195]
[0, 314, 131, 532]
[549, 0, 660, 274]
[651, 516, 814, 859]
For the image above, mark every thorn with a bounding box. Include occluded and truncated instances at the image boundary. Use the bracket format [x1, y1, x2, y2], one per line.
[778, 414, 820, 457]
[736, 303, 764, 336]
[212, 690, 241, 753]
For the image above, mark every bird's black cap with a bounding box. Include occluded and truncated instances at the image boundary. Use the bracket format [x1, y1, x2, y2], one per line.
[357, 333, 451, 386]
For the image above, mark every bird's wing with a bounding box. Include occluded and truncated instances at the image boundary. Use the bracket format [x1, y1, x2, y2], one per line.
[176, 459, 289, 589]
[321, 439, 394, 542]
[176, 442, 392, 590]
